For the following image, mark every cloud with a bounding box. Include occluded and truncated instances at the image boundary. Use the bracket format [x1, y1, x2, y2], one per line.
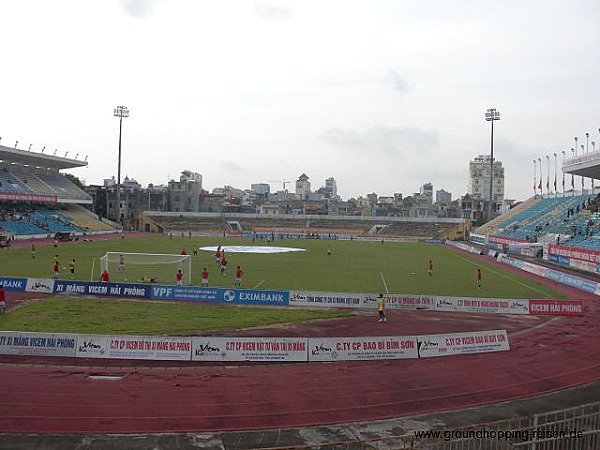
[389, 70, 409, 93]
[320, 125, 439, 157]
[254, 1, 291, 19]
[119, 0, 158, 19]
[221, 160, 244, 172]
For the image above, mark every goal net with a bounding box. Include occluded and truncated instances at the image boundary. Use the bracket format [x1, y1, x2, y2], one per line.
[94, 252, 192, 285]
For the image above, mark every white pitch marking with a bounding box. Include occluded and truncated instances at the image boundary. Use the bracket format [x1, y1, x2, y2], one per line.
[379, 272, 389, 293]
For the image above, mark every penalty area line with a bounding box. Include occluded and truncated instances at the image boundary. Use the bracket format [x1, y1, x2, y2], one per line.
[253, 280, 266, 289]
[379, 273, 389, 294]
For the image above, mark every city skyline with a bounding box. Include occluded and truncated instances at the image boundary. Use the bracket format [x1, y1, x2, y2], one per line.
[1, 0, 599, 201]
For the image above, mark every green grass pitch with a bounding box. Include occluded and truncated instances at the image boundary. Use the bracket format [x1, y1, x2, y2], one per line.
[0, 236, 565, 334]
[0, 235, 562, 299]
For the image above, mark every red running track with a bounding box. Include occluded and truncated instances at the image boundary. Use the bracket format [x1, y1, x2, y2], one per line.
[0, 249, 599, 433]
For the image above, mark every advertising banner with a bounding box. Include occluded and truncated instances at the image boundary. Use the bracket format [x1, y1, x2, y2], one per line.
[489, 235, 528, 245]
[0, 277, 27, 292]
[417, 330, 509, 358]
[569, 259, 599, 273]
[454, 298, 530, 315]
[497, 254, 525, 269]
[191, 337, 307, 362]
[529, 300, 584, 316]
[0, 193, 57, 202]
[547, 244, 600, 264]
[150, 286, 289, 306]
[520, 261, 549, 278]
[308, 336, 418, 361]
[25, 278, 55, 293]
[79, 335, 192, 360]
[446, 241, 482, 255]
[289, 291, 362, 308]
[53, 281, 150, 299]
[365, 294, 435, 311]
[544, 269, 599, 294]
[75, 335, 109, 358]
[548, 254, 571, 266]
[469, 234, 486, 245]
[0, 332, 76, 356]
[431, 296, 456, 312]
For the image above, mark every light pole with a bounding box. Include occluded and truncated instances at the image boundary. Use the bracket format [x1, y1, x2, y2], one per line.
[113, 105, 130, 225]
[485, 107, 500, 221]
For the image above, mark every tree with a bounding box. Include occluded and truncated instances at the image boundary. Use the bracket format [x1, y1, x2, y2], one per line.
[64, 173, 85, 189]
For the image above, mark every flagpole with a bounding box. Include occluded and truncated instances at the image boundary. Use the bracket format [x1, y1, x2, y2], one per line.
[533, 159, 537, 198]
[539, 157, 543, 197]
[553, 153, 557, 198]
[546, 155, 550, 196]
[593, 141, 597, 195]
[571, 148, 575, 197]
[561, 150, 565, 197]
[581, 144, 585, 194]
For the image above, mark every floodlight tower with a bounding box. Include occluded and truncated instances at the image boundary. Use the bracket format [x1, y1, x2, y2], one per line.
[485, 108, 501, 222]
[113, 105, 130, 225]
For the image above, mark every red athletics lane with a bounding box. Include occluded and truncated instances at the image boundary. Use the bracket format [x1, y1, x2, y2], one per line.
[0, 250, 599, 433]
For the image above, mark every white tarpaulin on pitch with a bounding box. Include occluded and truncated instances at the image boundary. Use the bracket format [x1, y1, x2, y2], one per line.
[199, 246, 306, 254]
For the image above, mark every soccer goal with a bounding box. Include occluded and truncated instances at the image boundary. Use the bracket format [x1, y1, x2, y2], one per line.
[92, 252, 192, 285]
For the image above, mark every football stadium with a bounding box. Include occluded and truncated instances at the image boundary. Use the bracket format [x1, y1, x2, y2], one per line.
[1, 138, 600, 450]
[2, 3, 600, 449]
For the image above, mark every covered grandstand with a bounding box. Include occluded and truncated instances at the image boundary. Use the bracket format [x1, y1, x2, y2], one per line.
[0, 144, 115, 238]
[476, 150, 600, 252]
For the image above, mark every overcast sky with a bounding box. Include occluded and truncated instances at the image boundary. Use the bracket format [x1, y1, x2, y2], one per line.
[1, 0, 599, 201]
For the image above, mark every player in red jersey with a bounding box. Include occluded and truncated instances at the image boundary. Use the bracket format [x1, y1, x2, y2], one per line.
[176, 269, 184, 286]
[428, 259, 434, 278]
[476, 268, 482, 288]
[100, 270, 110, 282]
[53, 260, 60, 279]
[201, 268, 209, 287]
[234, 266, 243, 287]
[0, 284, 6, 314]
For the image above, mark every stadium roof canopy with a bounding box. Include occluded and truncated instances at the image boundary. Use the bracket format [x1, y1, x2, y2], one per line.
[0, 144, 87, 170]
[563, 153, 600, 180]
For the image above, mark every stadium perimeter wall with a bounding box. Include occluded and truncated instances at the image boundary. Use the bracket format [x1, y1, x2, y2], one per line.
[0, 329, 510, 362]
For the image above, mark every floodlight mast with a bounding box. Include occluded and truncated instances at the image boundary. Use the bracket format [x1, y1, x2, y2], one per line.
[485, 108, 500, 222]
[113, 106, 130, 226]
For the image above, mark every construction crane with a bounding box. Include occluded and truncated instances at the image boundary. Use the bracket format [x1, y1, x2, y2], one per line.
[269, 179, 291, 192]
